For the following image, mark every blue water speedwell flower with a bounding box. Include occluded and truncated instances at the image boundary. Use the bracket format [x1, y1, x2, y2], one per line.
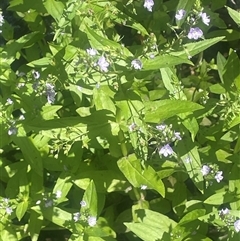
[80, 200, 87, 207]
[88, 216, 97, 227]
[129, 123, 136, 132]
[44, 199, 53, 208]
[234, 219, 240, 232]
[175, 9, 186, 20]
[199, 12, 210, 26]
[201, 165, 211, 176]
[156, 124, 166, 131]
[33, 70, 40, 80]
[46, 83, 56, 104]
[86, 48, 98, 56]
[159, 144, 174, 157]
[55, 190, 62, 199]
[73, 212, 80, 222]
[131, 59, 143, 70]
[187, 27, 203, 40]
[144, 0, 154, 12]
[174, 132, 181, 140]
[215, 171, 223, 183]
[97, 56, 109, 72]
[5, 207, 13, 215]
[8, 126, 18, 136]
[219, 208, 229, 216]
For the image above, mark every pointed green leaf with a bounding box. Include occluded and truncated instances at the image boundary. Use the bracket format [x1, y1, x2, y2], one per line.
[118, 154, 165, 197]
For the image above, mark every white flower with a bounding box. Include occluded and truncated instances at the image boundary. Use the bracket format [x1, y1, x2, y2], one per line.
[97, 56, 109, 72]
[199, 12, 210, 26]
[144, 0, 154, 12]
[6, 98, 13, 105]
[55, 190, 62, 199]
[140, 185, 147, 190]
[219, 208, 229, 216]
[33, 71, 40, 79]
[215, 171, 223, 183]
[175, 9, 186, 20]
[8, 126, 18, 136]
[46, 83, 56, 104]
[73, 212, 80, 222]
[159, 144, 174, 157]
[174, 132, 181, 140]
[131, 59, 143, 70]
[80, 200, 87, 207]
[3, 198, 9, 204]
[19, 115, 25, 120]
[187, 27, 203, 40]
[88, 216, 97, 227]
[156, 124, 166, 131]
[86, 48, 98, 56]
[184, 156, 192, 164]
[0, 13, 4, 26]
[234, 219, 240, 233]
[129, 123, 136, 132]
[5, 207, 13, 215]
[36, 200, 41, 205]
[201, 165, 211, 176]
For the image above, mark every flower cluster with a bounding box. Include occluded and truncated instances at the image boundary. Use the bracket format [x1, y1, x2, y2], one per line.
[0, 198, 14, 216]
[46, 83, 56, 104]
[72, 200, 97, 227]
[148, 123, 182, 158]
[143, 0, 154, 12]
[201, 164, 223, 183]
[175, 8, 210, 40]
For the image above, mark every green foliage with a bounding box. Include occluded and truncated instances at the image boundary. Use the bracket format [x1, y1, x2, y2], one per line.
[1, 0, 240, 240]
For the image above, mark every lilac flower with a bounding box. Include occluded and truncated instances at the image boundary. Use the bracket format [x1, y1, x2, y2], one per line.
[88, 216, 97, 227]
[5, 207, 13, 215]
[33, 71, 40, 80]
[175, 9, 186, 20]
[215, 171, 223, 183]
[97, 56, 109, 72]
[156, 124, 166, 131]
[187, 27, 203, 40]
[199, 12, 210, 26]
[234, 219, 240, 232]
[131, 59, 143, 70]
[201, 165, 211, 176]
[73, 212, 80, 222]
[129, 123, 136, 132]
[55, 190, 62, 199]
[159, 144, 174, 157]
[46, 83, 56, 104]
[80, 200, 87, 207]
[8, 126, 18, 136]
[219, 208, 229, 216]
[86, 48, 98, 56]
[144, 0, 154, 12]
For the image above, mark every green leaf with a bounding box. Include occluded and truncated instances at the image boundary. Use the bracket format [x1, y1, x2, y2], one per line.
[118, 154, 165, 197]
[28, 210, 43, 241]
[27, 57, 52, 67]
[16, 200, 29, 221]
[178, 209, 206, 225]
[143, 55, 192, 71]
[84, 25, 133, 57]
[204, 192, 239, 205]
[124, 209, 177, 241]
[82, 180, 98, 217]
[44, 0, 64, 21]
[226, 6, 240, 26]
[144, 99, 204, 123]
[172, 37, 225, 58]
[12, 136, 43, 177]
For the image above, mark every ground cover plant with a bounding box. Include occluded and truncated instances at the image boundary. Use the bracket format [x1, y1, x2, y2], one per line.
[0, 0, 240, 240]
